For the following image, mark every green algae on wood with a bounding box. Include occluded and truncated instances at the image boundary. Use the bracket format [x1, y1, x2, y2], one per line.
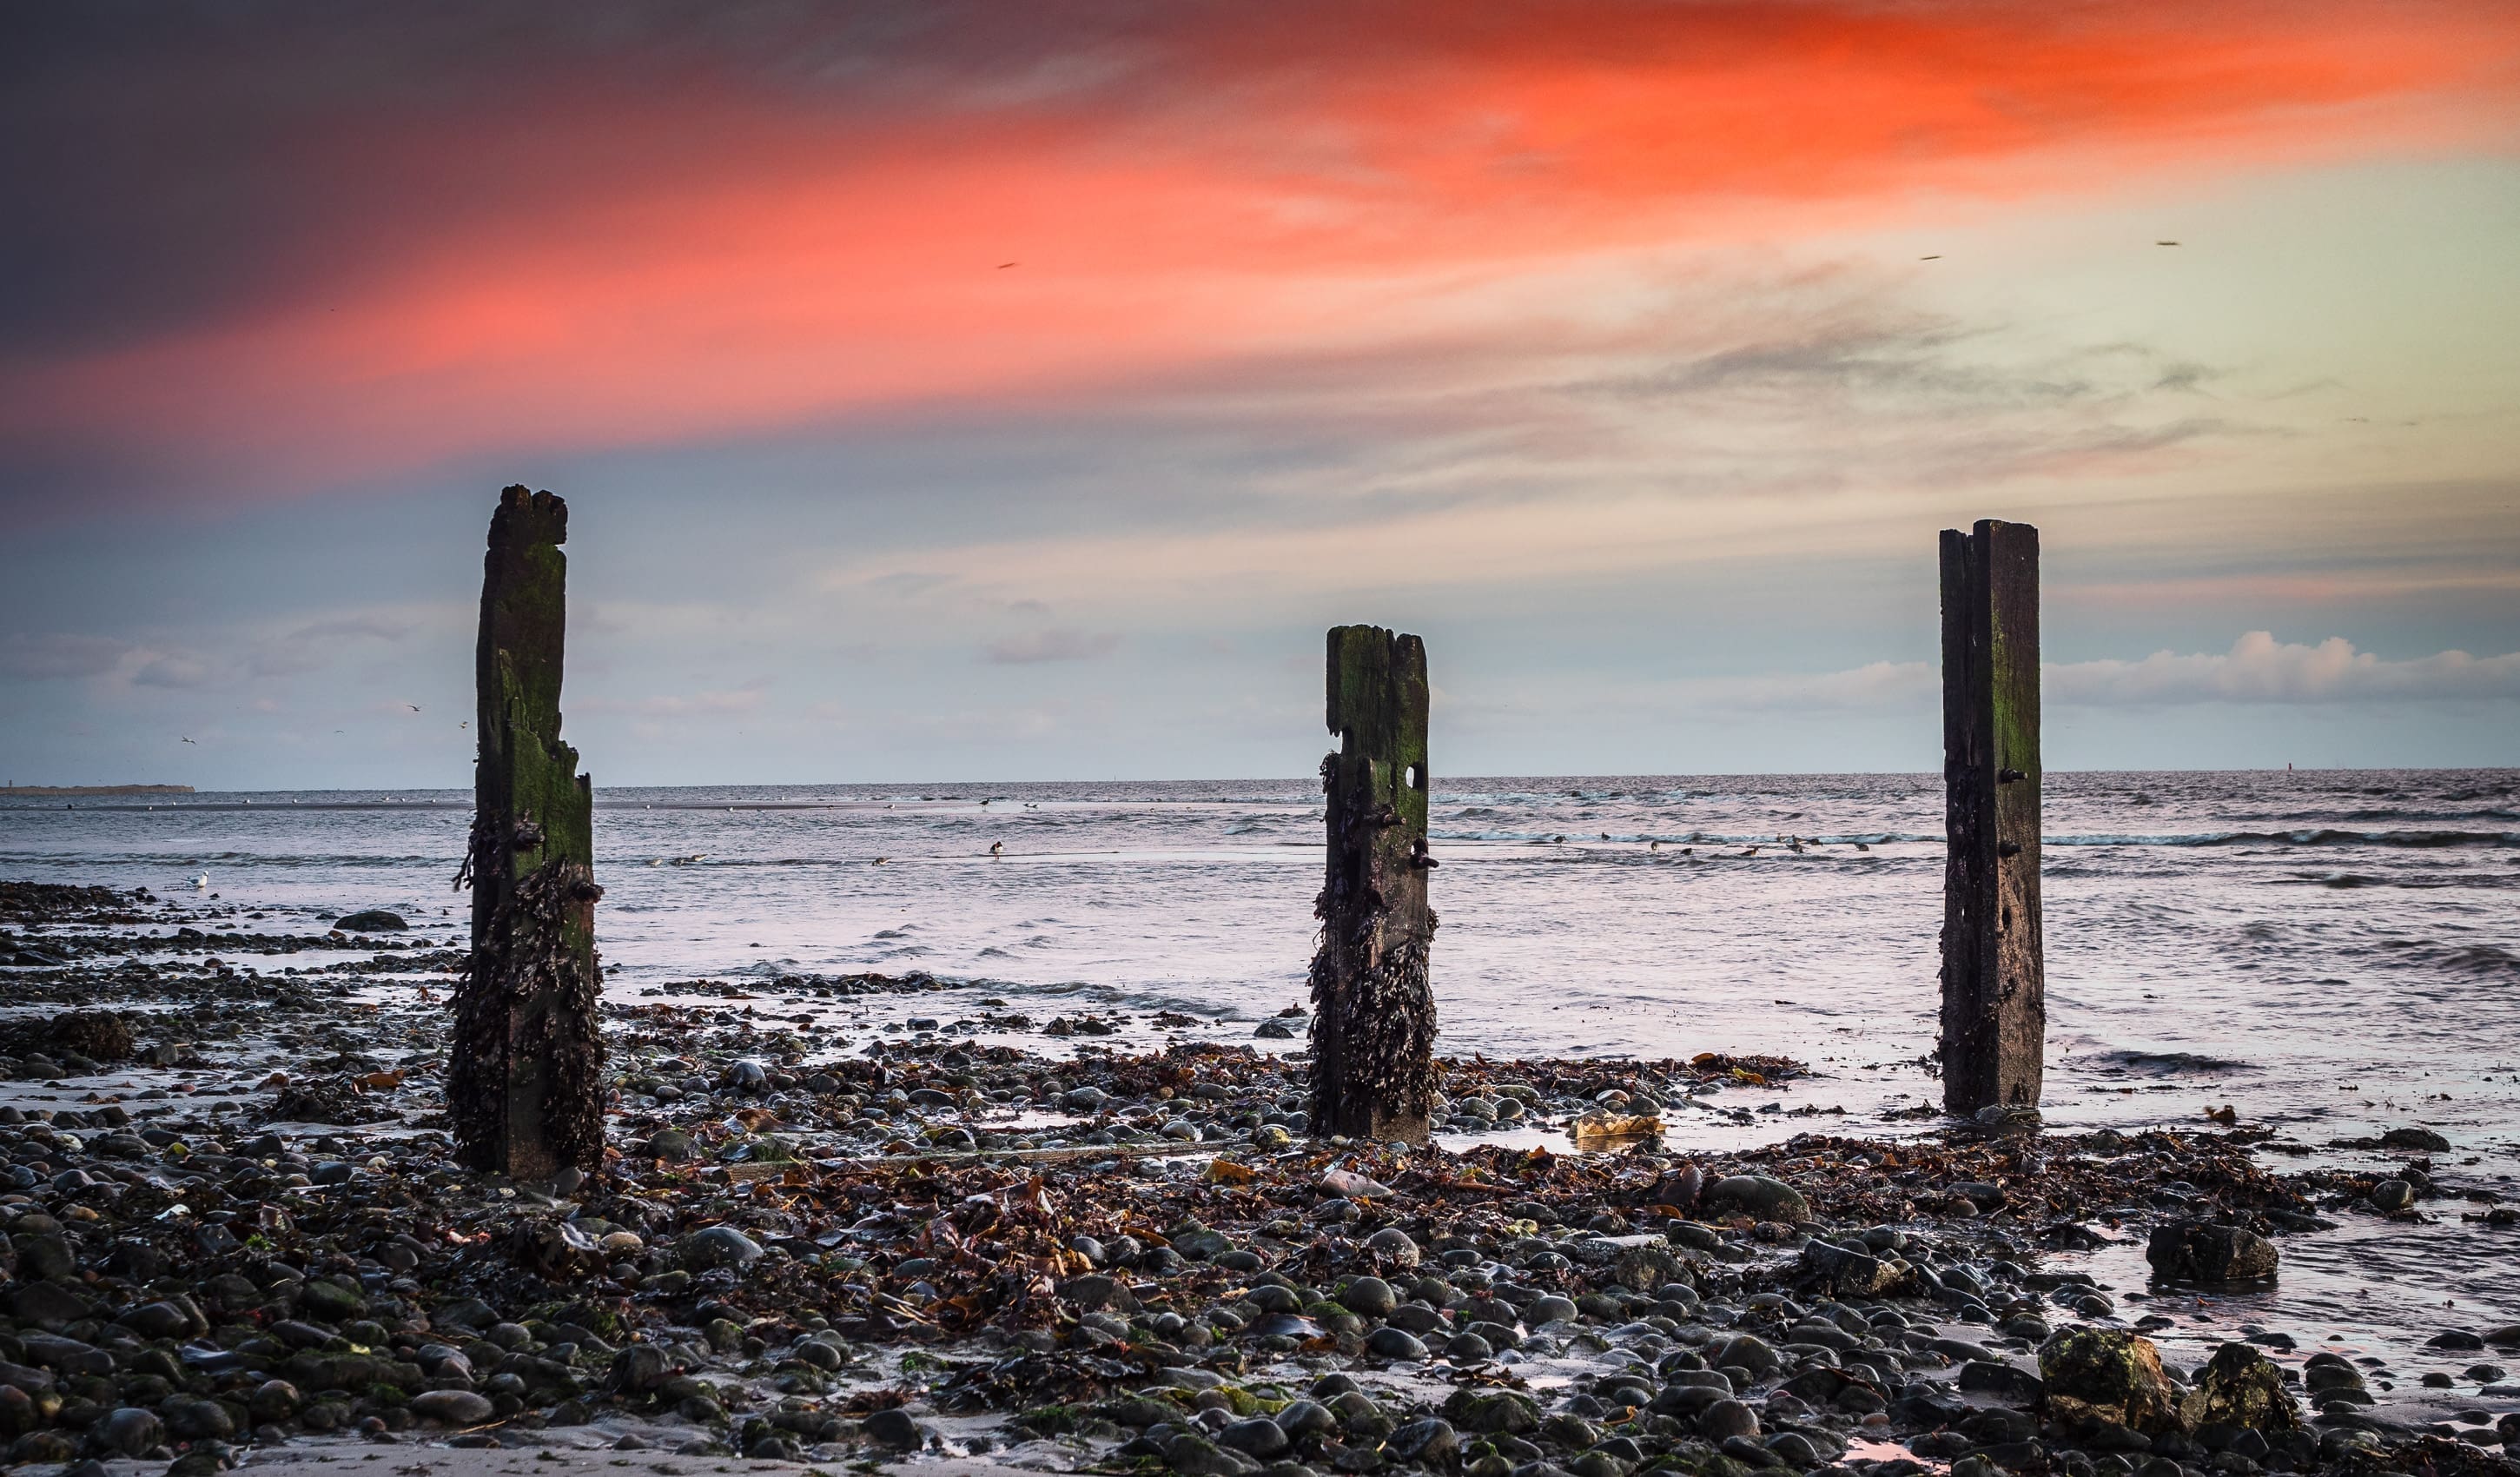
[449, 485, 605, 1180]
[1308, 625, 1438, 1144]
[1939, 519, 2044, 1114]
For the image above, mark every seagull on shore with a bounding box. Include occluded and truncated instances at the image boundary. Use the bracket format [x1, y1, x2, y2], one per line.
[989, 842, 1003, 858]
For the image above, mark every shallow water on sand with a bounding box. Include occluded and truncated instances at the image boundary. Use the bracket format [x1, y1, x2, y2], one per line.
[5, 768, 2517, 1389]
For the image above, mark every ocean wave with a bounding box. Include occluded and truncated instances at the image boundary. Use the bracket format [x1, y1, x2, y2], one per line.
[2050, 829, 2516, 849]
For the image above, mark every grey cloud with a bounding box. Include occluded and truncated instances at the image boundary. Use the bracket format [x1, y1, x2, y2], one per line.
[130, 653, 217, 688]
[985, 629, 1119, 664]
[0, 632, 129, 680]
[247, 613, 413, 676]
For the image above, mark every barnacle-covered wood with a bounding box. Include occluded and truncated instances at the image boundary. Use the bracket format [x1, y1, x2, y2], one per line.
[451, 485, 604, 1179]
[1308, 625, 1437, 1144]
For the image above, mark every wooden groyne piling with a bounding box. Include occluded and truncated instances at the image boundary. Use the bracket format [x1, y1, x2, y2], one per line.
[450, 486, 605, 1180]
[1938, 519, 2045, 1114]
[1307, 625, 1439, 1145]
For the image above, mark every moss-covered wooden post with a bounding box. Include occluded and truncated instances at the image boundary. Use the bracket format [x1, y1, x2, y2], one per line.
[1939, 519, 2044, 1113]
[1308, 625, 1438, 1143]
[450, 486, 604, 1180]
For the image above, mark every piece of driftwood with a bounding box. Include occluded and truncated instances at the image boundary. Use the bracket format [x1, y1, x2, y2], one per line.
[1308, 625, 1438, 1143]
[1939, 519, 2044, 1113]
[450, 486, 604, 1179]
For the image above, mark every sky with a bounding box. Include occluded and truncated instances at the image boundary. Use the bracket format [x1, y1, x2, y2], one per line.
[3, 1, 2517, 789]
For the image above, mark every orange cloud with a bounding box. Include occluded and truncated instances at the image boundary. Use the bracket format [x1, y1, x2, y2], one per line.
[4, 1, 2514, 506]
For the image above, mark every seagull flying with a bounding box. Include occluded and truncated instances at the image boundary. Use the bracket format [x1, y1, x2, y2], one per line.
[1919, 255, 1941, 261]
[407, 704, 421, 712]
[2156, 240, 2179, 246]
[181, 736, 196, 744]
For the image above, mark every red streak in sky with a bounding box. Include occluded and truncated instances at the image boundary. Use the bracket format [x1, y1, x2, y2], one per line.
[5, 1, 2515, 501]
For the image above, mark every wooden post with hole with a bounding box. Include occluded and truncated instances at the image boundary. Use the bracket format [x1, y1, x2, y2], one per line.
[450, 486, 605, 1180]
[1308, 625, 1439, 1143]
[1939, 519, 2044, 1114]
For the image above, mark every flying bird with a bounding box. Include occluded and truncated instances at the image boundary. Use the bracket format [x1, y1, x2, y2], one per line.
[2156, 241, 2179, 246]
[407, 704, 421, 712]
[181, 736, 196, 744]
[1919, 255, 1941, 261]
[996, 262, 1019, 269]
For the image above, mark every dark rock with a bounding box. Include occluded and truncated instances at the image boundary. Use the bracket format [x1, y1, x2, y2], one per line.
[1712, 1333, 1783, 1376]
[12, 1282, 94, 1330]
[14, 1232, 76, 1282]
[408, 1390, 495, 1426]
[1798, 1238, 1906, 1298]
[1366, 1326, 1427, 1360]
[96, 1407, 164, 1458]
[1219, 1418, 1291, 1457]
[1443, 1389, 1542, 1434]
[116, 1301, 200, 1341]
[22, 1335, 112, 1377]
[247, 1382, 300, 1422]
[609, 1345, 670, 1394]
[1960, 1361, 2047, 1401]
[332, 911, 407, 932]
[2146, 1222, 2278, 1283]
[1341, 1276, 1397, 1318]
[1060, 1274, 1137, 1313]
[1705, 1175, 1810, 1222]
[679, 1225, 764, 1271]
[1164, 1433, 1258, 1475]
[163, 1399, 235, 1441]
[2370, 1179, 2414, 1212]
[1365, 1228, 1420, 1267]
[2380, 1127, 2450, 1151]
[295, 1277, 367, 1321]
[1389, 1418, 1459, 1464]
[862, 1408, 923, 1450]
[1699, 1399, 1760, 1441]
[2040, 1328, 2193, 1436]
[2193, 1344, 2298, 1434]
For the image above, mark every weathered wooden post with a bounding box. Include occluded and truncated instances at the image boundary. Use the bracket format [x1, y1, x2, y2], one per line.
[1939, 519, 2044, 1114]
[450, 486, 604, 1180]
[1308, 625, 1438, 1143]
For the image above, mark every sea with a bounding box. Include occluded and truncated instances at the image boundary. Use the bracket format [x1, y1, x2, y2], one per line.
[4, 768, 2517, 1390]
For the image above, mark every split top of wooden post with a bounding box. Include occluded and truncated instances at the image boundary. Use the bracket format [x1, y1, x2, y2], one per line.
[1326, 625, 1430, 835]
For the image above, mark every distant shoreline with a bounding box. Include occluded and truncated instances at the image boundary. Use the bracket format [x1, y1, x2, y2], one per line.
[0, 783, 195, 796]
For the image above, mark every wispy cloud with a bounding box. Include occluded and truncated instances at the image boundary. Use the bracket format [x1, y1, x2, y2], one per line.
[1664, 633, 2520, 714]
[575, 686, 770, 719]
[983, 629, 1121, 665]
[2050, 632, 2520, 705]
